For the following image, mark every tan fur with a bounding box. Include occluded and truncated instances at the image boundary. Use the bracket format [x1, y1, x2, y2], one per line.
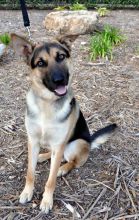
[11, 34, 91, 214]
[19, 141, 40, 204]
[38, 152, 51, 163]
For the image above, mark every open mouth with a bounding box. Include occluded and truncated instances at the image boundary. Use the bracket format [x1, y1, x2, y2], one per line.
[54, 85, 67, 96]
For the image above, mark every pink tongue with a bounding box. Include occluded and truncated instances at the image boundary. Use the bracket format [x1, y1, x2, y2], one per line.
[55, 86, 67, 95]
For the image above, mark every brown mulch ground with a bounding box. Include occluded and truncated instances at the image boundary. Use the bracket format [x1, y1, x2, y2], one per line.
[0, 10, 139, 220]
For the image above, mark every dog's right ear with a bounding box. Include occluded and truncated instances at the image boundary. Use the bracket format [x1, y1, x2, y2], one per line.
[11, 33, 35, 63]
[56, 35, 78, 51]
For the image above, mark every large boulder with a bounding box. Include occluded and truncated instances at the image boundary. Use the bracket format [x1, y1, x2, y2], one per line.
[43, 10, 99, 35]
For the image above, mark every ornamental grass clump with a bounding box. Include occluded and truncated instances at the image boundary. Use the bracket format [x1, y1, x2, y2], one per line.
[54, 6, 66, 11]
[0, 33, 11, 46]
[90, 25, 126, 60]
[70, 2, 87, 10]
[96, 7, 109, 17]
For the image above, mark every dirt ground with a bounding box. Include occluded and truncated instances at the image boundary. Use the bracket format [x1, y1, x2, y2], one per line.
[0, 9, 139, 220]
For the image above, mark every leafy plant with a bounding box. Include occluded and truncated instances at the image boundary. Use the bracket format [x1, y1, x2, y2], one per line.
[96, 7, 109, 17]
[0, 33, 11, 45]
[54, 5, 66, 11]
[90, 25, 126, 60]
[70, 2, 87, 10]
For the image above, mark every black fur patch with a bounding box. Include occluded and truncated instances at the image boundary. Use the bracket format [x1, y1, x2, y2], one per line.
[69, 110, 91, 143]
[60, 98, 76, 123]
[90, 123, 117, 142]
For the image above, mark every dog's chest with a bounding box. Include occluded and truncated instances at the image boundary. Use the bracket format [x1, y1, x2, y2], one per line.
[26, 91, 74, 147]
[40, 106, 70, 146]
[41, 115, 69, 147]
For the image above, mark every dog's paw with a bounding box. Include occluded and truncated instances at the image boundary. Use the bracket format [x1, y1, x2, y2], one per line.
[40, 196, 53, 214]
[57, 166, 68, 177]
[38, 152, 51, 163]
[19, 187, 33, 204]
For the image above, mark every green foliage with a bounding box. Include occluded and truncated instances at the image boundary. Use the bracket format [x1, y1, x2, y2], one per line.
[96, 7, 109, 17]
[69, 2, 87, 10]
[0, 0, 139, 7]
[0, 33, 11, 45]
[54, 5, 66, 10]
[0, 0, 139, 8]
[86, 0, 139, 6]
[90, 25, 126, 60]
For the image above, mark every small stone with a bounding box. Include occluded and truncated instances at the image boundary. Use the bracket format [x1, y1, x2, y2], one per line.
[0, 43, 6, 57]
[32, 203, 37, 208]
[9, 175, 16, 180]
[81, 42, 87, 45]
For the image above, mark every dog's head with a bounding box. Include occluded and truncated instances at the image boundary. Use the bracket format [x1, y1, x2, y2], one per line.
[11, 34, 78, 99]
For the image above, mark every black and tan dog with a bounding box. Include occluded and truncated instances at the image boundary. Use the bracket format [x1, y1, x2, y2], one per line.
[11, 33, 117, 214]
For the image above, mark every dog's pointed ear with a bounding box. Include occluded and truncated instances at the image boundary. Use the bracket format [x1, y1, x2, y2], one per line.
[11, 33, 35, 63]
[56, 35, 78, 50]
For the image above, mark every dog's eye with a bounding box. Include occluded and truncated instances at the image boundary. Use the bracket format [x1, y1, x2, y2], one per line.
[57, 54, 66, 61]
[37, 60, 47, 67]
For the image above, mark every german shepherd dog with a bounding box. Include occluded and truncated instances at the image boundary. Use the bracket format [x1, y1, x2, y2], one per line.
[11, 33, 117, 214]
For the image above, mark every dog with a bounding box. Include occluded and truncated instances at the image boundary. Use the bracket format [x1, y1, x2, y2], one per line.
[11, 33, 117, 214]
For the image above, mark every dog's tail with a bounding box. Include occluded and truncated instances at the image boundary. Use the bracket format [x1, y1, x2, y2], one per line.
[91, 123, 117, 150]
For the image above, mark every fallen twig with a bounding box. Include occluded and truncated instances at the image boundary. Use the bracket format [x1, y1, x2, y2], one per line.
[88, 178, 115, 192]
[82, 62, 106, 67]
[62, 176, 73, 191]
[114, 163, 120, 189]
[82, 188, 107, 220]
[122, 176, 138, 214]
[103, 184, 121, 220]
[109, 213, 139, 220]
[30, 212, 44, 220]
[111, 155, 131, 168]
[0, 206, 24, 210]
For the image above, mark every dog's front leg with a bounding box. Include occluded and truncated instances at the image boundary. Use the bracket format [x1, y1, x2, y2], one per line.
[19, 137, 40, 204]
[40, 145, 64, 213]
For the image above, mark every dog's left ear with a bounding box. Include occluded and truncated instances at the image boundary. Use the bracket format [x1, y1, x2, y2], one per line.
[11, 33, 35, 64]
[56, 35, 78, 50]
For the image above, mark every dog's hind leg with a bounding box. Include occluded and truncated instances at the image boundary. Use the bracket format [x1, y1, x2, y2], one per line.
[57, 139, 89, 177]
[38, 152, 51, 163]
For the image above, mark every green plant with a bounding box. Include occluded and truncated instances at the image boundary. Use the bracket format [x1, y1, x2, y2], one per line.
[134, 45, 139, 55]
[70, 2, 87, 10]
[0, 33, 11, 45]
[96, 7, 109, 17]
[54, 5, 66, 11]
[90, 25, 126, 60]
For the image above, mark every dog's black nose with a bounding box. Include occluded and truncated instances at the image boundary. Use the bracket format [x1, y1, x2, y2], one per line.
[52, 73, 64, 85]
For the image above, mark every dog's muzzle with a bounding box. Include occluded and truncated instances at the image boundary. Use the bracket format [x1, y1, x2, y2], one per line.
[52, 72, 67, 96]
[43, 70, 69, 96]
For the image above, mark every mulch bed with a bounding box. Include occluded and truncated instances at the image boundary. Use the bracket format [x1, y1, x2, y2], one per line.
[0, 10, 139, 219]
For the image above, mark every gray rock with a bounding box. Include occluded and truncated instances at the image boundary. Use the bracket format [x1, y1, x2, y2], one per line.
[43, 10, 99, 35]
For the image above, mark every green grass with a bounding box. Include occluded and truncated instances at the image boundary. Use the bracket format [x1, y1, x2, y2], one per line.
[54, 5, 66, 11]
[54, 2, 87, 11]
[90, 25, 126, 60]
[0, 33, 11, 45]
[96, 7, 109, 17]
[69, 2, 87, 10]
